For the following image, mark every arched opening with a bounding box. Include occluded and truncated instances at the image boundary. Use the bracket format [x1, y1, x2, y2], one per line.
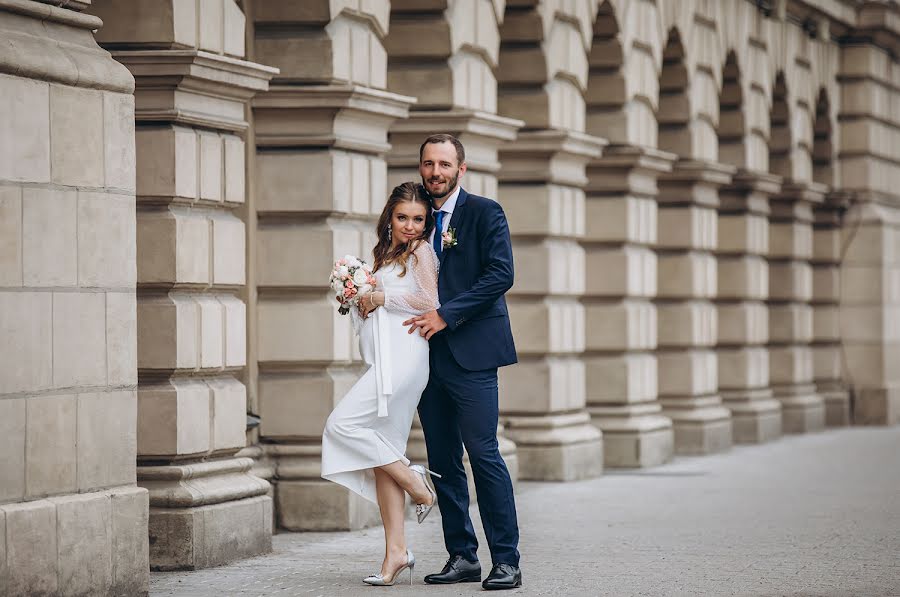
[718, 51, 745, 168]
[586, 0, 626, 142]
[768, 72, 792, 178]
[657, 28, 691, 156]
[812, 88, 833, 187]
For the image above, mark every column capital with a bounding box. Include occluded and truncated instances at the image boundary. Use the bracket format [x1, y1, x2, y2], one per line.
[253, 85, 416, 153]
[719, 169, 783, 216]
[586, 144, 676, 197]
[115, 50, 277, 131]
[658, 159, 737, 208]
[771, 180, 828, 222]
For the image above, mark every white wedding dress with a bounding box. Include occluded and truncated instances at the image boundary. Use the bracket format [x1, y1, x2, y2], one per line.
[321, 241, 440, 504]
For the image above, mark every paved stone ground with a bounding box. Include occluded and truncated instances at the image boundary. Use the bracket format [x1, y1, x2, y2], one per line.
[151, 427, 900, 596]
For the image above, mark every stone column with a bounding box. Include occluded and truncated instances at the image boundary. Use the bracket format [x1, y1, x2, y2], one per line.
[584, 145, 676, 467]
[0, 1, 148, 594]
[249, 1, 414, 530]
[90, 0, 277, 570]
[656, 160, 734, 455]
[717, 171, 783, 443]
[837, 35, 900, 425]
[494, 2, 606, 480]
[812, 192, 851, 426]
[767, 182, 827, 433]
[384, 0, 523, 487]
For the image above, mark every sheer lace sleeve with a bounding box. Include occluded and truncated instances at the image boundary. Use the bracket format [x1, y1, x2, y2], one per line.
[383, 241, 440, 316]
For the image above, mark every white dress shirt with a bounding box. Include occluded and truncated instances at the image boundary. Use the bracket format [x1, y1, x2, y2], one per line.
[429, 185, 461, 245]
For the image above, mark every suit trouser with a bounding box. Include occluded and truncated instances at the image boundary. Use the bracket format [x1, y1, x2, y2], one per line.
[418, 334, 520, 567]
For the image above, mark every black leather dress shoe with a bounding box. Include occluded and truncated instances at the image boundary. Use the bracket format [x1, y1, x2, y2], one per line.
[482, 563, 522, 590]
[423, 555, 481, 584]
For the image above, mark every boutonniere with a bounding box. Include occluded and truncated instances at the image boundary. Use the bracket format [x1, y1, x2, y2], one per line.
[442, 227, 458, 250]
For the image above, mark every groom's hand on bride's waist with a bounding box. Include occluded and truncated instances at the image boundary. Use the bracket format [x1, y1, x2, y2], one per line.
[403, 310, 447, 340]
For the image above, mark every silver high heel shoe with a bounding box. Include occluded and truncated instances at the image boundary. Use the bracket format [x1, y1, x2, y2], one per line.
[409, 464, 441, 524]
[363, 549, 415, 586]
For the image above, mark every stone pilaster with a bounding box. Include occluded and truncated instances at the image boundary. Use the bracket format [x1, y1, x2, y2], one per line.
[498, 131, 606, 480]
[767, 182, 827, 433]
[657, 160, 734, 455]
[249, 1, 415, 530]
[812, 192, 851, 426]
[717, 171, 783, 443]
[385, 0, 522, 488]
[837, 32, 900, 425]
[0, 1, 149, 594]
[90, 0, 277, 570]
[584, 145, 676, 468]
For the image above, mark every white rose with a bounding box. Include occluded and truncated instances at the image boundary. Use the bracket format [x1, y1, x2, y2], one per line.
[332, 279, 344, 293]
[353, 268, 369, 285]
[358, 283, 372, 296]
[338, 265, 349, 277]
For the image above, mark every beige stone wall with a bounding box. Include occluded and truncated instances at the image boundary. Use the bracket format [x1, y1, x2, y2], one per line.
[4, 0, 900, 592]
[0, 1, 148, 594]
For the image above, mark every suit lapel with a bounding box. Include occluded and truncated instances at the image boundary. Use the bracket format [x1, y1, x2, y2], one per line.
[439, 188, 468, 267]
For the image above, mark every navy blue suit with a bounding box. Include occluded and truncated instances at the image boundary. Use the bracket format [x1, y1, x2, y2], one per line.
[419, 188, 520, 567]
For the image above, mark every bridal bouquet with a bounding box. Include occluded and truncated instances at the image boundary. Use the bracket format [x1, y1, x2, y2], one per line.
[330, 255, 376, 315]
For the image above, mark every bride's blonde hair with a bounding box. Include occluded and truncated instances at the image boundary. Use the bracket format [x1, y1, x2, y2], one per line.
[373, 182, 434, 277]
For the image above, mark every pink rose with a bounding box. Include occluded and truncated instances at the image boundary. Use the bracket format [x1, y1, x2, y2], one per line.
[344, 279, 354, 288]
[343, 288, 354, 298]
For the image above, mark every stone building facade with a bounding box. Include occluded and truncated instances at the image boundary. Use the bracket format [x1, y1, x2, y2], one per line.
[1, 0, 898, 594]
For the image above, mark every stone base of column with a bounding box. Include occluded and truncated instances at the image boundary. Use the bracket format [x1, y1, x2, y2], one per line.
[817, 384, 851, 426]
[503, 412, 603, 481]
[140, 457, 272, 570]
[775, 385, 826, 433]
[589, 405, 673, 468]
[854, 386, 900, 426]
[661, 397, 732, 456]
[276, 480, 380, 531]
[721, 388, 783, 444]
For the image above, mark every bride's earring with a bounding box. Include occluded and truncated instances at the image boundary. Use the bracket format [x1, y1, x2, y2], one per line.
[386, 224, 392, 240]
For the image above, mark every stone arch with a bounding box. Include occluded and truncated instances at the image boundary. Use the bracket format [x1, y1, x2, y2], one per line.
[586, 0, 627, 142]
[812, 88, 834, 187]
[497, 0, 596, 131]
[717, 50, 745, 168]
[657, 27, 693, 157]
[768, 71, 792, 178]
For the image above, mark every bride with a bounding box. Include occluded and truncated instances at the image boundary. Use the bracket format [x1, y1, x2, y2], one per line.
[321, 181, 441, 586]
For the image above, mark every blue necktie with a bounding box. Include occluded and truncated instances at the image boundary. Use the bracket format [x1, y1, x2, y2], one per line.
[433, 210, 444, 254]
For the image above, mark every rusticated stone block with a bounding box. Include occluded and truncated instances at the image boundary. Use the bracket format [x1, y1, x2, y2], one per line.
[840, 305, 899, 343]
[136, 126, 198, 200]
[813, 305, 840, 342]
[53, 291, 107, 387]
[585, 353, 657, 403]
[508, 300, 584, 354]
[0, 186, 22, 286]
[110, 487, 150, 595]
[211, 212, 245, 285]
[769, 346, 814, 385]
[137, 294, 198, 370]
[503, 184, 585, 237]
[657, 252, 716, 298]
[498, 357, 585, 413]
[657, 301, 716, 347]
[768, 304, 813, 343]
[259, 369, 359, 438]
[584, 300, 656, 351]
[657, 350, 717, 397]
[0, 292, 52, 394]
[511, 240, 585, 295]
[718, 346, 769, 389]
[257, 297, 353, 363]
[26, 394, 77, 497]
[137, 379, 211, 457]
[137, 209, 210, 285]
[769, 221, 812, 259]
[0, 74, 50, 183]
[223, 134, 245, 203]
[718, 213, 767, 255]
[207, 377, 246, 451]
[23, 187, 77, 287]
[3, 500, 58, 595]
[842, 223, 896, 265]
[77, 391, 137, 491]
[768, 261, 812, 301]
[657, 206, 717, 250]
[77, 192, 136, 288]
[840, 264, 891, 303]
[257, 224, 363, 288]
[221, 294, 247, 367]
[51, 492, 112, 596]
[584, 246, 656, 297]
[718, 255, 767, 299]
[812, 267, 839, 302]
[50, 84, 104, 187]
[717, 302, 768, 345]
[0, 398, 25, 502]
[196, 295, 224, 369]
[584, 195, 656, 244]
[199, 131, 224, 202]
[813, 345, 842, 381]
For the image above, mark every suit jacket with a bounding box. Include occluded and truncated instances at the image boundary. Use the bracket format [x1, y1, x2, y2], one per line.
[434, 188, 518, 371]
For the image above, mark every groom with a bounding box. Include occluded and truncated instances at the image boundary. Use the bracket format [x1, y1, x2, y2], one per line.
[404, 134, 522, 590]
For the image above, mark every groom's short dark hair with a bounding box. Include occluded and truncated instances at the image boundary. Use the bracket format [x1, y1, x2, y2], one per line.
[419, 134, 465, 166]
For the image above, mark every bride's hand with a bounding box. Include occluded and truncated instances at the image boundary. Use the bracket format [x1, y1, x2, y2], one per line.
[358, 292, 383, 318]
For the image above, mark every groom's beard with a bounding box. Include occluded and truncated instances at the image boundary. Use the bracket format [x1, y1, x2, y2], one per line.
[423, 170, 459, 199]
